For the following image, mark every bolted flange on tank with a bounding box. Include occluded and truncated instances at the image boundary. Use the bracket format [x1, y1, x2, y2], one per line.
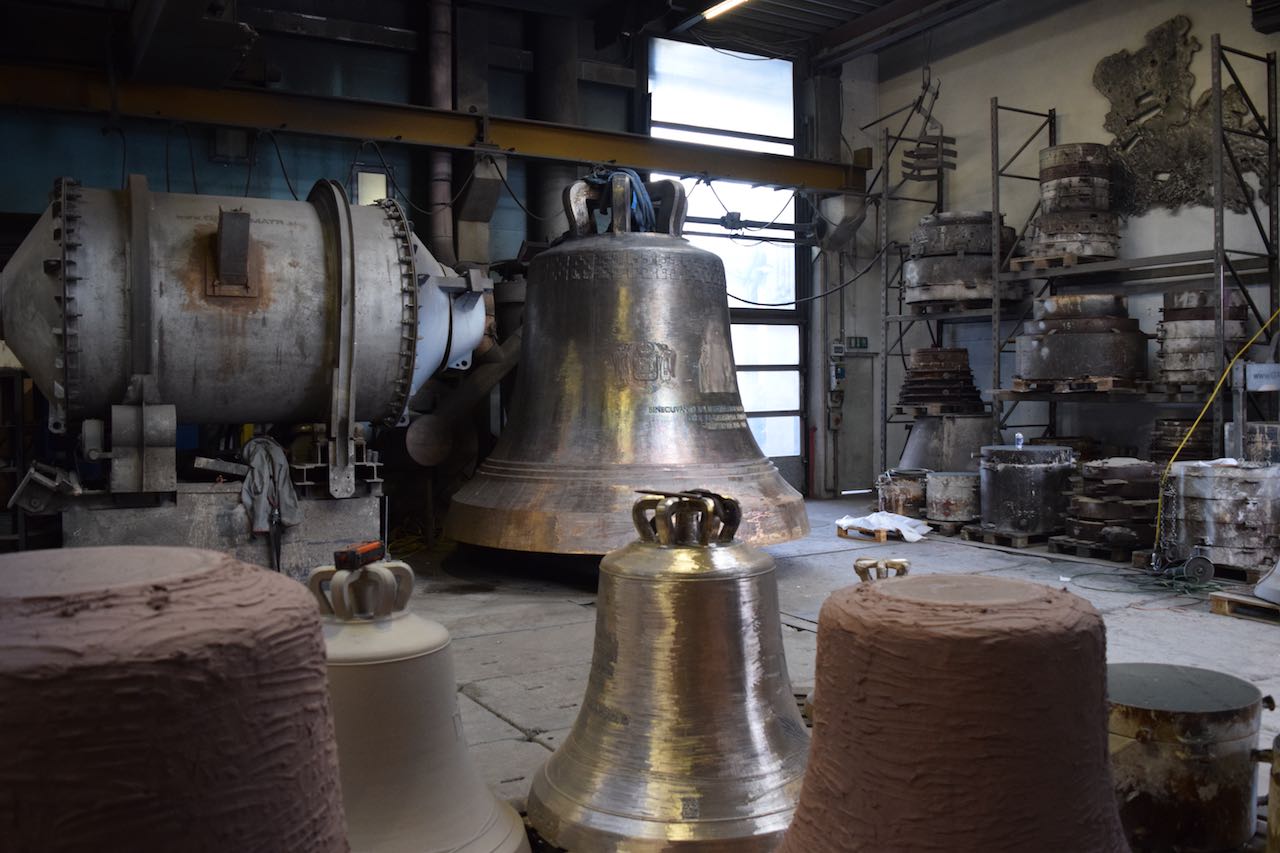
[446, 174, 808, 554]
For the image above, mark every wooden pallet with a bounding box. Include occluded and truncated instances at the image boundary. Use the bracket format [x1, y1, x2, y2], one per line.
[795, 691, 815, 728]
[1049, 535, 1140, 563]
[960, 525, 1052, 549]
[927, 519, 967, 536]
[1210, 590, 1280, 626]
[1011, 375, 1149, 394]
[1009, 252, 1080, 271]
[1148, 381, 1212, 395]
[906, 297, 1004, 316]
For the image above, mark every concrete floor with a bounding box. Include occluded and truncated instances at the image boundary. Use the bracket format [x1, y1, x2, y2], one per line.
[404, 498, 1280, 808]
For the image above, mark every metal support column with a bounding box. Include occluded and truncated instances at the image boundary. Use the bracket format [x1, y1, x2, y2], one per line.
[989, 97, 1002, 442]
[878, 127, 892, 474]
[1212, 35, 1227, 456]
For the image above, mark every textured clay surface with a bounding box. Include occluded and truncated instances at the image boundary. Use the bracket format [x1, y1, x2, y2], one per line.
[778, 574, 1130, 853]
[0, 546, 348, 853]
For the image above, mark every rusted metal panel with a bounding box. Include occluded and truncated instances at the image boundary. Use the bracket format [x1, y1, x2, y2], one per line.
[876, 468, 928, 518]
[925, 471, 979, 522]
[1108, 662, 1264, 852]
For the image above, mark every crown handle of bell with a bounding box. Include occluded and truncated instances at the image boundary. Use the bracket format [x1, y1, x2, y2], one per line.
[308, 560, 415, 621]
[562, 173, 688, 238]
[630, 491, 742, 547]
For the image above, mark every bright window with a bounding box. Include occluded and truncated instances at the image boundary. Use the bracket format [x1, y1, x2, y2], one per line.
[649, 37, 804, 477]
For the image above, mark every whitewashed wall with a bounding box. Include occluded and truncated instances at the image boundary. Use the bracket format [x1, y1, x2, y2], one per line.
[858, 0, 1275, 465]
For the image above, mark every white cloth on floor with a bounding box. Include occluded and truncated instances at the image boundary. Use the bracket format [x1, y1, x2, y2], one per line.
[836, 512, 932, 543]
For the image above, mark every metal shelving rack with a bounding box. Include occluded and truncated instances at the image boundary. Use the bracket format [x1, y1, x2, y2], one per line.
[875, 122, 954, 474]
[985, 35, 1279, 455]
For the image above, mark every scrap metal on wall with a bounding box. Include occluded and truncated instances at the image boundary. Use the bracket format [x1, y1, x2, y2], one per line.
[1093, 15, 1269, 214]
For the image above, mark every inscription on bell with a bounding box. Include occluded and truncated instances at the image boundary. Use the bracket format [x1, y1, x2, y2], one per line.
[611, 341, 676, 387]
[648, 402, 748, 430]
[540, 251, 722, 284]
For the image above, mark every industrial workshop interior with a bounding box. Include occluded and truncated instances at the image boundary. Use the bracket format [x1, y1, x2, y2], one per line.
[5, 0, 1280, 850]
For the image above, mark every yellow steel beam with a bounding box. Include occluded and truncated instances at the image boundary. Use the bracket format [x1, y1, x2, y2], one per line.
[0, 65, 864, 194]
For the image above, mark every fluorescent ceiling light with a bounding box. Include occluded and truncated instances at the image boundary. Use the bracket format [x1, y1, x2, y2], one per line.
[703, 0, 749, 21]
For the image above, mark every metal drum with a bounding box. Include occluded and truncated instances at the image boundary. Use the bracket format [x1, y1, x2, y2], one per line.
[1015, 295, 1148, 382]
[908, 210, 1016, 257]
[925, 471, 979, 522]
[447, 177, 807, 554]
[1157, 291, 1249, 384]
[979, 444, 1073, 535]
[1040, 143, 1112, 214]
[1108, 662, 1266, 852]
[526, 492, 809, 851]
[1030, 211, 1120, 259]
[903, 211, 1022, 306]
[876, 468, 929, 518]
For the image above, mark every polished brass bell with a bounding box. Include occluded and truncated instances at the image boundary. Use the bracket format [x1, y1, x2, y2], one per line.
[526, 491, 810, 851]
[447, 175, 808, 554]
[309, 561, 530, 853]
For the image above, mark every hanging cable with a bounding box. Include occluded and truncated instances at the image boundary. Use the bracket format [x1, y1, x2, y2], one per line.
[183, 124, 199, 193]
[487, 154, 550, 222]
[262, 131, 300, 201]
[343, 139, 479, 214]
[727, 243, 888, 307]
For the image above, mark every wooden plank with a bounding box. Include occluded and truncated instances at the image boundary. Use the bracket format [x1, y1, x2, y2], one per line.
[1210, 590, 1280, 626]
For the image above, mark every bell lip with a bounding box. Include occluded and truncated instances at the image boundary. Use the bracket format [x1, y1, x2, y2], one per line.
[526, 773, 796, 850]
[322, 610, 452, 665]
[445, 495, 810, 555]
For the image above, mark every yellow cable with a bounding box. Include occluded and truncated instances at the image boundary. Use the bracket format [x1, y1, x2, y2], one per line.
[1152, 304, 1280, 557]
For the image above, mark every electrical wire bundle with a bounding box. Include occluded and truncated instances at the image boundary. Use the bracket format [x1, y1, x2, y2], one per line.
[585, 167, 658, 232]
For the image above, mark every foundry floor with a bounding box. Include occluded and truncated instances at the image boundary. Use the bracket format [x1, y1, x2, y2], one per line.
[404, 498, 1280, 808]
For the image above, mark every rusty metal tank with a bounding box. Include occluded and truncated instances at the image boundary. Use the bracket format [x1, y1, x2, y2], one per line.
[526, 492, 809, 851]
[876, 468, 928, 518]
[925, 471, 980, 522]
[0, 176, 485, 433]
[1108, 662, 1267, 852]
[447, 177, 807, 554]
[979, 443, 1074, 535]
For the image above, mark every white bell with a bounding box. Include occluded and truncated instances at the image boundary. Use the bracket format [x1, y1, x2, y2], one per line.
[309, 561, 530, 853]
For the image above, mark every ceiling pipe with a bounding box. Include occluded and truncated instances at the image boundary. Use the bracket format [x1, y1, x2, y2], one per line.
[427, 0, 457, 265]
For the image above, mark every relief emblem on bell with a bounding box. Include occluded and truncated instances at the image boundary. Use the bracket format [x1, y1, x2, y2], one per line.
[611, 341, 677, 388]
[446, 175, 809, 554]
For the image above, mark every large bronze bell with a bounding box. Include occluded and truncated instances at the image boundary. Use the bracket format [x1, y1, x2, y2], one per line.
[446, 175, 809, 554]
[526, 491, 810, 851]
